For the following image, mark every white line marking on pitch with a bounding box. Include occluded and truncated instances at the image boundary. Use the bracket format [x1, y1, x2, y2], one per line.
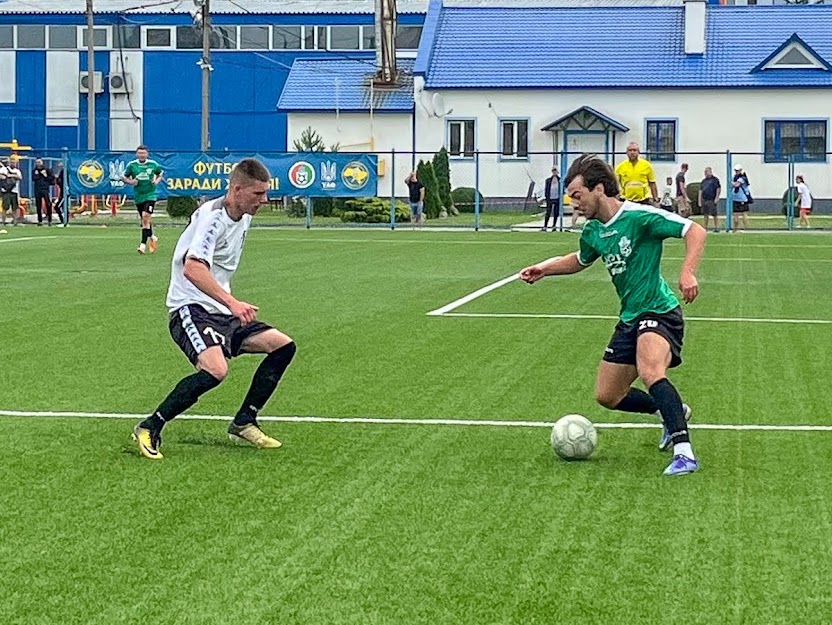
[1, 409, 830, 432]
[0, 236, 58, 244]
[439, 312, 832, 325]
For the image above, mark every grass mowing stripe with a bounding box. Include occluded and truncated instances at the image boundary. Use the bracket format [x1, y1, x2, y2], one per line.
[436, 312, 832, 324]
[2, 410, 832, 431]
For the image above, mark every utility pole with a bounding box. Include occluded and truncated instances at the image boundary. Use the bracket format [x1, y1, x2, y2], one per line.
[374, 0, 397, 86]
[198, 0, 211, 151]
[86, 0, 95, 149]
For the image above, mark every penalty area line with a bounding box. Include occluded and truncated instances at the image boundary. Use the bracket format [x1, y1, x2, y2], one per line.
[1, 410, 831, 432]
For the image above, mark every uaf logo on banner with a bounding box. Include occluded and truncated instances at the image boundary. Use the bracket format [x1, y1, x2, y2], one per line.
[288, 161, 315, 189]
[77, 160, 106, 188]
[320, 161, 337, 190]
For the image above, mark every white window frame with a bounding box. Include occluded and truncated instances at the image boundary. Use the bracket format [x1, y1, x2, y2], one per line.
[48, 25, 79, 49]
[328, 25, 361, 51]
[446, 118, 477, 160]
[499, 118, 530, 161]
[272, 25, 303, 50]
[142, 26, 175, 50]
[239, 25, 271, 50]
[77, 26, 110, 50]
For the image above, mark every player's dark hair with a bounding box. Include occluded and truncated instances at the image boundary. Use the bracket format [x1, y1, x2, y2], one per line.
[231, 158, 270, 184]
[565, 154, 620, 198]
[136, 145, 149, 152]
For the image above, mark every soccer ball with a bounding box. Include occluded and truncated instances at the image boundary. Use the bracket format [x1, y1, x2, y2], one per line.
[550, 414, 597, 460]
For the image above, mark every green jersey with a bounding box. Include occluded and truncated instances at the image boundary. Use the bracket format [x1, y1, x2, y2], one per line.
[124, 159, 163, 204]
[577, 202, 691, 324]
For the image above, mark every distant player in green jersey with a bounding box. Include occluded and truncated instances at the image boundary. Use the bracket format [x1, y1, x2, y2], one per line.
[122, 145, 164, 254]
[519, 155, 707, 476]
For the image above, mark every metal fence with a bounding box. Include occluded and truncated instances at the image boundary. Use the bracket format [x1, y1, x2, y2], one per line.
[1, 149, 830, 230]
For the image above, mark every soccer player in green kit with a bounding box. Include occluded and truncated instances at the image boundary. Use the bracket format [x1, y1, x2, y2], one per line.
[520, 155, 707, 476]
[122, 145, 164, 254]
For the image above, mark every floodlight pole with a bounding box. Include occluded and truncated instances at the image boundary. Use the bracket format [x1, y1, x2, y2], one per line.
[86, 0, 95, 149]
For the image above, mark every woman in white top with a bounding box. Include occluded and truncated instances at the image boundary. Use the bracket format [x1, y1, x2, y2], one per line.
[796, 175, 812, 229]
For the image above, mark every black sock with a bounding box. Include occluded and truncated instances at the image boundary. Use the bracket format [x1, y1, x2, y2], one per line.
[233, 342, 297, 426]
[141, 370, 222, 430]
[141, 228, 149, 244]
[614, 388, 659, 414]
[648, 378, 689, 444]
[148, 225, 153, 238]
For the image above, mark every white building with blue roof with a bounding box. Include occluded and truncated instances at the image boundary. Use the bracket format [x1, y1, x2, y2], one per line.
[410, 0, 832, 203]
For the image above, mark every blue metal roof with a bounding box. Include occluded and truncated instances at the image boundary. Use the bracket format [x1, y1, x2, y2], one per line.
[418, 5, 832, 88]
[278, 58, 415, 112]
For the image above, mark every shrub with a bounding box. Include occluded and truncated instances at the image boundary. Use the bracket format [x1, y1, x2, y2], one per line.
[416, 160, 443, 219]
[782, 187, 799, 215]
[166, 196, 198, 219]
[310, 197, 349, 218]
[339, 197, 410, 223]
[432, 147, 453, 210]
[686, 182, 701, 216]
[451, 187, 486, 213]
[286, 197, 306, 218]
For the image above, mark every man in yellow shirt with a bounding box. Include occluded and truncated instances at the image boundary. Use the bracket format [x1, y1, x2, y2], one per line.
[615, 142, 659, 205]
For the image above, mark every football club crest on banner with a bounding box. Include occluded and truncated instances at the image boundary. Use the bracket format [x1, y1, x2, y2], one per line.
[288, 161, 315, 189]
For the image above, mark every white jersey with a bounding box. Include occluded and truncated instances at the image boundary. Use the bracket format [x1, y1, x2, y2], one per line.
[166, 197, 252, 315]
[797, 182, 812, 209]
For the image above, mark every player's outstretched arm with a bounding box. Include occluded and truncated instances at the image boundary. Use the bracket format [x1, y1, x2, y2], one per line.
[679, 222, 707, 303]
[183, 257, 259, 324]
[519, 252, 587, 284]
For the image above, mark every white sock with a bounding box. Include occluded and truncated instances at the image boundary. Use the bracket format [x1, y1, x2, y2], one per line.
[674, 442, 694, 459]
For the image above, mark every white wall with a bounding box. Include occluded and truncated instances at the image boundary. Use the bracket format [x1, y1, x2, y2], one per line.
[46, 51, 78, 126]
[0, 51, 15, 104]
[109, 51, 144, 151]
[414, 87, 832, 202]
[287, 112, 413, 197]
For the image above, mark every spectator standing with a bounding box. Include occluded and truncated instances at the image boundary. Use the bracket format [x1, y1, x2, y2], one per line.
[698, 167, 721, 232]
[796, 175, 812, 229]
[541, 167, 562, 231]
[660, 176, 674, 211]
[732, 165, 751, 231]
[0, 157, 22, 226]
[32, 158, 54, 226]
[405, 171, 425, 226]
[52, 161, 66, 225]
[674, 163, 690, 217]
[615, 142, 659, 205]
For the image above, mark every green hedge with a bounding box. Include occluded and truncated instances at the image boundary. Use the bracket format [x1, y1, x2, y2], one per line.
[451, 187, 485, 213]
[686, 182, 701, 216]
[166, 196, 199, 219]
[339, 197, 410, 223]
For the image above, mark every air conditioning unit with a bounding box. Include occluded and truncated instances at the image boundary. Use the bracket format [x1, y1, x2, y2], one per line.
[79, 71, 104, 94]
[108, 73, 133, 94]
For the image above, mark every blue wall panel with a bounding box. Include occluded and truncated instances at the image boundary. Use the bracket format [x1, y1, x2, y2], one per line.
[143, 52, 202, 150]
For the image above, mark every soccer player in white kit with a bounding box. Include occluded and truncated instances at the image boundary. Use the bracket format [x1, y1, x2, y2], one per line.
[133, 159, 296, 459]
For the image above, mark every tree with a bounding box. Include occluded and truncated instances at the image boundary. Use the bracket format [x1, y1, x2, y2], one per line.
[416, 160, 443, 219]
[293, 126, 340, 152]
[432, 147, 453, 211]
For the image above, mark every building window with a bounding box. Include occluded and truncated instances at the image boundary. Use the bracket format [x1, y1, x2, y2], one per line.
[145, 28, 172, 48]
[176, 26, 201, 49]
[448, 119, 476, 158]
[646, 120, 676, 162]
[273, 26, 301, 49]
[81, 27, 109, 49]
[48, 26, 77, 49]
[303, 25, 317, 49]
[362, 26, 375, 50]
[764, 120, 827, 162]
[211, 26, 236, 49]
[114, 25, 141, 49]
[500, 119, 529, 159]
[316, 26, 327, 49]
[240, 25, 269, 50]
[0, 25, 13, 48]
[396, 25, 422, 49]
[330, 26, 360, 50]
